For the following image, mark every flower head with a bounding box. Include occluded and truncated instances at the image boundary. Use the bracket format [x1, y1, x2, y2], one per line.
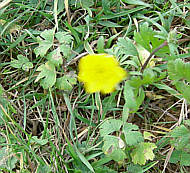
[78, 54, 127, 94]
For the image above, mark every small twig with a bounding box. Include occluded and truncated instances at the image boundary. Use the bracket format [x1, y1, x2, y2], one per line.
[141, 41, 168, 73]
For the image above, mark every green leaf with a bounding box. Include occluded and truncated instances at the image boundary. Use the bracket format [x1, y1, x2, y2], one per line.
[102, 135, 120, 154]
[75, 148, 95, 173]
[34, 29, 54, 57]
[101, 135, 126, 162]
[168, 59, 190, 82]
[117, 37, 138, 57]
[169, 150, 190, 166]
[98, 21, 123, 28]
[109, 149, 127, 163]
[59, 44, 71, 58]
[122, 0, 152, 7]
[95, 166, 117, 173]
[123, 81, 137, 110]
[127, 164, 143, 173]
[100, 6, 146, 20]
[134, 22, 169, 56]
[153, 83, 182, 99]
[30, 136, 48, 145]
[35, 61, 56, 89]
[0, 147, 18, 170]
[130, 142, 157, 165]
[102, 96, 116, 111]
[99, 119, 123, 136]
[36, 164, 52, 173]
[123, 123, 144, 146]
[46, 48, 63, 66]
[170, 124, 190, 151]
[175, 81, 190, 103]
[80, 0, 94, 8]
[142, 68, 156, 84]
[10, 55, 33, 71]
[55, 74, 77, 91]
[143, 131, 155, 141]
[0, 85, 4, 96]
[123, 81, 145, 113]
[122, 104, 129, 123]
[55, 31, 73, 44]
[97, 36, 105, 53]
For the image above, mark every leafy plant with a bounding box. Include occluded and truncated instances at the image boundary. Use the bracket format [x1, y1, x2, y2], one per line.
[99, 119, 157, 165]
[33, 29, 76, 90]
[169, 120, 190, 166]
[168, 59, 190, 103]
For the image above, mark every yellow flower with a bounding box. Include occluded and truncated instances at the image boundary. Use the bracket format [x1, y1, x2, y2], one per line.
[78, 54, 127, 94]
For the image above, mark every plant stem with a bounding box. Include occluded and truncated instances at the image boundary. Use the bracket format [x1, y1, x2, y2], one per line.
[140, 41, 168, 73]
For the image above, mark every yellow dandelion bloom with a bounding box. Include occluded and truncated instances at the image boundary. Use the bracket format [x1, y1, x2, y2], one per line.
[78, 54, 127, 94]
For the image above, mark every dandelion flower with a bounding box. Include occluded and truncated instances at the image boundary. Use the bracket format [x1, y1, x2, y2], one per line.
[78, 54, 127, 94]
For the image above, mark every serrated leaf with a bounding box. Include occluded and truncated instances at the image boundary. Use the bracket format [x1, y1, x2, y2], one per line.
[168, 59, 190, 82]
[102, 135, 126, 163]
[46, 47, 63, 66]
[55, 31, 73, 44]
[35, 61, 56, 89]
[169, 150, 190, 166]
[130, 142, 157, 165]
[117, 37, 138, 57]
[175, 81, 190, 103]
[59, 44, 71, 57]
[40, 29, 54, 42]
[99, 119, 123, 136]
[123, 123, 144, 146]
[170, 124, 190, 151]
[34, 29, 54, 57]
[55, 75, 77, 91]
[10, 55, 33, 71]
[134, 22, 169, 56]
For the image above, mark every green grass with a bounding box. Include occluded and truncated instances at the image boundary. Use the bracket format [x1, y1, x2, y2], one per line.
[0, 0, 190, 172]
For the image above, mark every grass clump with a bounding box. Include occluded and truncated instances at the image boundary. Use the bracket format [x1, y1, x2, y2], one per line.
[0, 0, 190, 172]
